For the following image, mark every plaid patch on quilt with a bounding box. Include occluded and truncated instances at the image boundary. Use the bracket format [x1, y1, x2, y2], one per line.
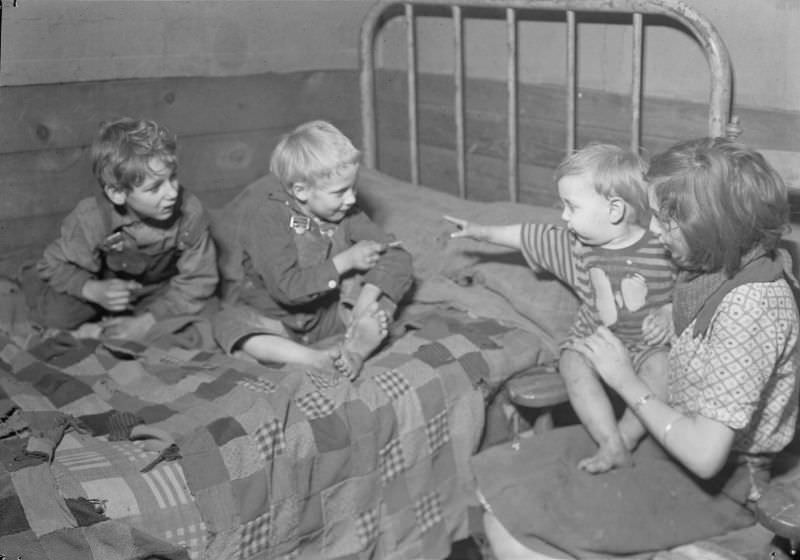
[0, 308, 546, 560]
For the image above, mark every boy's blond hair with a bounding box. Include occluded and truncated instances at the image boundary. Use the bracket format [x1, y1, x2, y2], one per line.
[270, 120, 361, 191]
[556, 143, 650, 226]
[91, 118, 177, 193]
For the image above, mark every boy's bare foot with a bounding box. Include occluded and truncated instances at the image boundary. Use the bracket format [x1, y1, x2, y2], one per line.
[332, 303, 389, 381]
[577, 443, 633, 474]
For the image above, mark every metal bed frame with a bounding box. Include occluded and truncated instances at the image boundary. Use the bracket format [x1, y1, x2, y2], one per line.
[359, 0, 733, 202]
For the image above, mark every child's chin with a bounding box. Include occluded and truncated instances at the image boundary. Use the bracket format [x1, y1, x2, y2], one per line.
[321, 212, 346, 224]
[143, 208, 177, 224]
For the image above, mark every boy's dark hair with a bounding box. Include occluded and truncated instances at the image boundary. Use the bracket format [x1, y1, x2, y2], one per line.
[648, 136, 788, 276]
[91, 118, 178, 192]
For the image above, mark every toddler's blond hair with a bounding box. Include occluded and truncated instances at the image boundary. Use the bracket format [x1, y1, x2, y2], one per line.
[556, 143, 649, 226]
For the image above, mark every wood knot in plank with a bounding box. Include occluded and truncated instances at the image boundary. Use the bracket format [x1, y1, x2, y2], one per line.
[35, 124, 50, 142]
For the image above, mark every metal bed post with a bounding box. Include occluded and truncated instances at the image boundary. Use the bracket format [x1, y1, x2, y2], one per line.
[565, 9, 576, 155]
[631, 12, 643, 153]
[453, 5, 467, 198]
[359, 7, 378, 170]
[406, 3, 420, 185]
[507, 8, 519, 202]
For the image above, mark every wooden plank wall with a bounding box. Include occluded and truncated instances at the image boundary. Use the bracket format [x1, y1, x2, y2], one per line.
[2, 67, 799, 276]
[373, 69, 800, 210]
[0, 71, 360, 274]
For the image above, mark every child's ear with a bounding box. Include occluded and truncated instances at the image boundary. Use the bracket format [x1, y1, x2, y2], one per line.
[104, 185, 128, 206]
[608, 197, 627, 225]
[291, 182, 311, 203]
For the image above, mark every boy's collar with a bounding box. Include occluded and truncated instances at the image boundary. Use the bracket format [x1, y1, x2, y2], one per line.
[96, 192, 140, 228]
[267, 177, 339, 237]
[288, 213, 337, 237]
[96, 190, 182, 229]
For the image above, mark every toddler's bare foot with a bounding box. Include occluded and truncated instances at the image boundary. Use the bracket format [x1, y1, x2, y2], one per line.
[620, 429, 640, 452]
[577, 443, 633, 474]
[332, 303, 389, 381]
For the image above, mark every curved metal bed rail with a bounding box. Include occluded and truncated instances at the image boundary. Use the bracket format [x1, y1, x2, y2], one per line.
[359, 0, 733, 201]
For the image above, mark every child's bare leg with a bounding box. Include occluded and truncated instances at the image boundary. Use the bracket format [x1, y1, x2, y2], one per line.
[332, 302, 389, 380]
[618, 349, 669, 451]
[239, 334, 333, 370]
[560, 349, 632, 474]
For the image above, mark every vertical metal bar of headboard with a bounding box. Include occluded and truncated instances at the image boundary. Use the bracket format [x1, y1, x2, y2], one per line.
[566, 10, 576, 155]
[406, 3, 420, 185]
[453, 5, 467, 198]
[506, 8, 518, 203]
[361, 0, 732, 176]
[359, 5, 378, 169]
[631, 12, 643, 153]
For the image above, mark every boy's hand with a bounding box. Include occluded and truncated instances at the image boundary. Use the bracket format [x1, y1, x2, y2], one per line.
[100, 312, 156, 341]
[443, 215, 484, 240]
[335, 241, 385, 273]
[642, 303, 674, 345]
[82, 279, 142, 312]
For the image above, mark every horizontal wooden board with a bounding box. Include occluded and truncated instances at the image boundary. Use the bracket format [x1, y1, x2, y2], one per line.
[3, 67, 799, 267]
[0, 120, 359, 221]
[377, 138, 560, 208]
[374, 69, 800, 153]
[1, 1, 367, 86]
[0, 184, 247, 260]
[376, 97, 682, 171]
[0, 71, 360, 155]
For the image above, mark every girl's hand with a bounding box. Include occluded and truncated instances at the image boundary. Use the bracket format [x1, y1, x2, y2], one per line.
[443, 215, 484, 240]
[570, 326, 637, 392]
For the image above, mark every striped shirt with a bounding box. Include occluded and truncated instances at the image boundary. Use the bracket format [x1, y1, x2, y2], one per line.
[520, 223, 675, 353]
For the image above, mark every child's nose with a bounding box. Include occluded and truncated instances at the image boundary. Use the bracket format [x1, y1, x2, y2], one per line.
[165, 180, 179, 199]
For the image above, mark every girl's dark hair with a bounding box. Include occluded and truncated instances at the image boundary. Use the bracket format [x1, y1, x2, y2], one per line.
[647, 137, 788, 276]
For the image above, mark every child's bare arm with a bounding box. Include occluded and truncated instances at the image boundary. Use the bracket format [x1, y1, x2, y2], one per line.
[443, 215, 523, 249]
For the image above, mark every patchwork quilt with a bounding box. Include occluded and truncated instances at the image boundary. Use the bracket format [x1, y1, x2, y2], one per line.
[0, 307, 546, 560]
